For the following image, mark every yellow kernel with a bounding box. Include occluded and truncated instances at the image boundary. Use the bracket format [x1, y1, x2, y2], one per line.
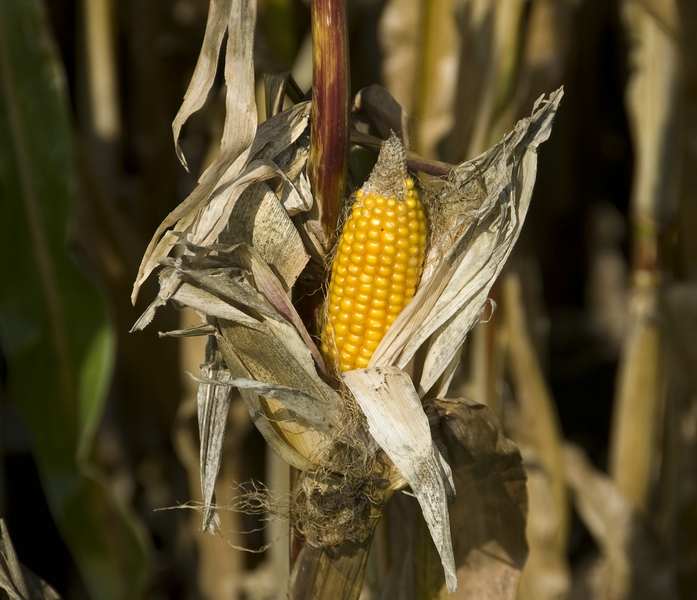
[346, 333, 363, 346]
[367, 229, 380, 240]
[352, 241, 366, 254]
[374, 276, 390, 289]
[373, 288, 389, 301]
[359, 272, 373, 284]
[390, 293, 406, 305]
[347, 264, 361, 276]
[387, 304, 402, 314]
[371, 298, 387, 309]
[343, 341, 360, 354]
[349, 323, 364, 335]
[356, 217, 369, 230]
[382, 245, 396, 255]
[377, 265, 391, 277]
[392, 273, 406, 284]
[364, 264, 377, 275]
[356, 189, 364, 199]
[340, 298, 353, 312]
[365, 329, 383, 342]
[358, 283, 372, 295]
[363, 339, 379, 351]
[365, 254, 379, 266]
[355, 356, 370, 368]
[355, 292, 371, 304]
[396, 202, 408, 214]
[358, 347, 374, 359]
[369, 308, 387, 319]
[337, 312, 350, 324]
[336, 264, 347, 276]
[366, 240, 381, 254]
[350, 253, 363, 265]
[406, 197, 417, 209]
[352, 311, 368, 324]
[409, 246, 420, 256]
[405, 276, 417, 289]
[338, 254, 350, 266]
[354, 230, 367, 242]
[329, 302, 340, 315]
[343, 284, 357, 297]
[392, 283, 406, 294]
[395, 250, 409, 264]
[387, 197, 397, 207]
[406, 178, 414, 190]
[408, 220, 419, 232]
[394, 262, 407, 274]
[333, 322, 348, 336]
[380, 254, 394, 266]
[398, 226, 410, 237]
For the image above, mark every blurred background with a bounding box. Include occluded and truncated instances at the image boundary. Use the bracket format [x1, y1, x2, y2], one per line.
[1, 0, 696, 598]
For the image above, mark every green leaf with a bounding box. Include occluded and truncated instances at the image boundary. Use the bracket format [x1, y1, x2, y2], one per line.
[0, 0, 150, 598]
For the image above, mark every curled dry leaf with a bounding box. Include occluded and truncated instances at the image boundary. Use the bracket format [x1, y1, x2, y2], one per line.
[378, 398, 528, 600]
[369, 88, 564, 398]
[343, 367, 457, 593]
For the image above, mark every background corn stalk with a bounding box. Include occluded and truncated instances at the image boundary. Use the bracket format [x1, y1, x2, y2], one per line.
[1, 1, 697, 600]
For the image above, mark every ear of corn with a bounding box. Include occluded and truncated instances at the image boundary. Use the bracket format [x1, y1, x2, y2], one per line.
[321, 178, 427, 372]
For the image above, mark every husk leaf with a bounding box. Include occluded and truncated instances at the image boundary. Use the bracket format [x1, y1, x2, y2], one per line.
[342, 366, 457, 593]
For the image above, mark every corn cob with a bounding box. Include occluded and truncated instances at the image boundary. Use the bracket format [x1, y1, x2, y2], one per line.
[321, 178, 427, 372]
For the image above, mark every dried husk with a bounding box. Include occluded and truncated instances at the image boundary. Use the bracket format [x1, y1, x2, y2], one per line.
[368, 89, 564, 399]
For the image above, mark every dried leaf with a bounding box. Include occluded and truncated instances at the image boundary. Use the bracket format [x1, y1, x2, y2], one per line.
[379, 0, 420, 116]
[379, 398, 528, 600]
[369, 89, 563, 396]
[190, 374, 336, 436]
[218, 319, 337, 462]
[197, 360, 234, 533]
[352, 84, 410, 147]
[133, 0, 259, 302]
[342, 367, 457, 593]
[504, 272, 570, 600]
[216, 336, 312, 471]
[429, 398, 528, 600]
[0, 520, 62, 599]
[565, 443, 679, 600]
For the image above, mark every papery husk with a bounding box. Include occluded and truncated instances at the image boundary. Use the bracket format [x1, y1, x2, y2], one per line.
[343, 367, 457, 592]
[368, 88, 563, 399]
[378, 398, 527, 600]
[132, 0, 259, 302]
